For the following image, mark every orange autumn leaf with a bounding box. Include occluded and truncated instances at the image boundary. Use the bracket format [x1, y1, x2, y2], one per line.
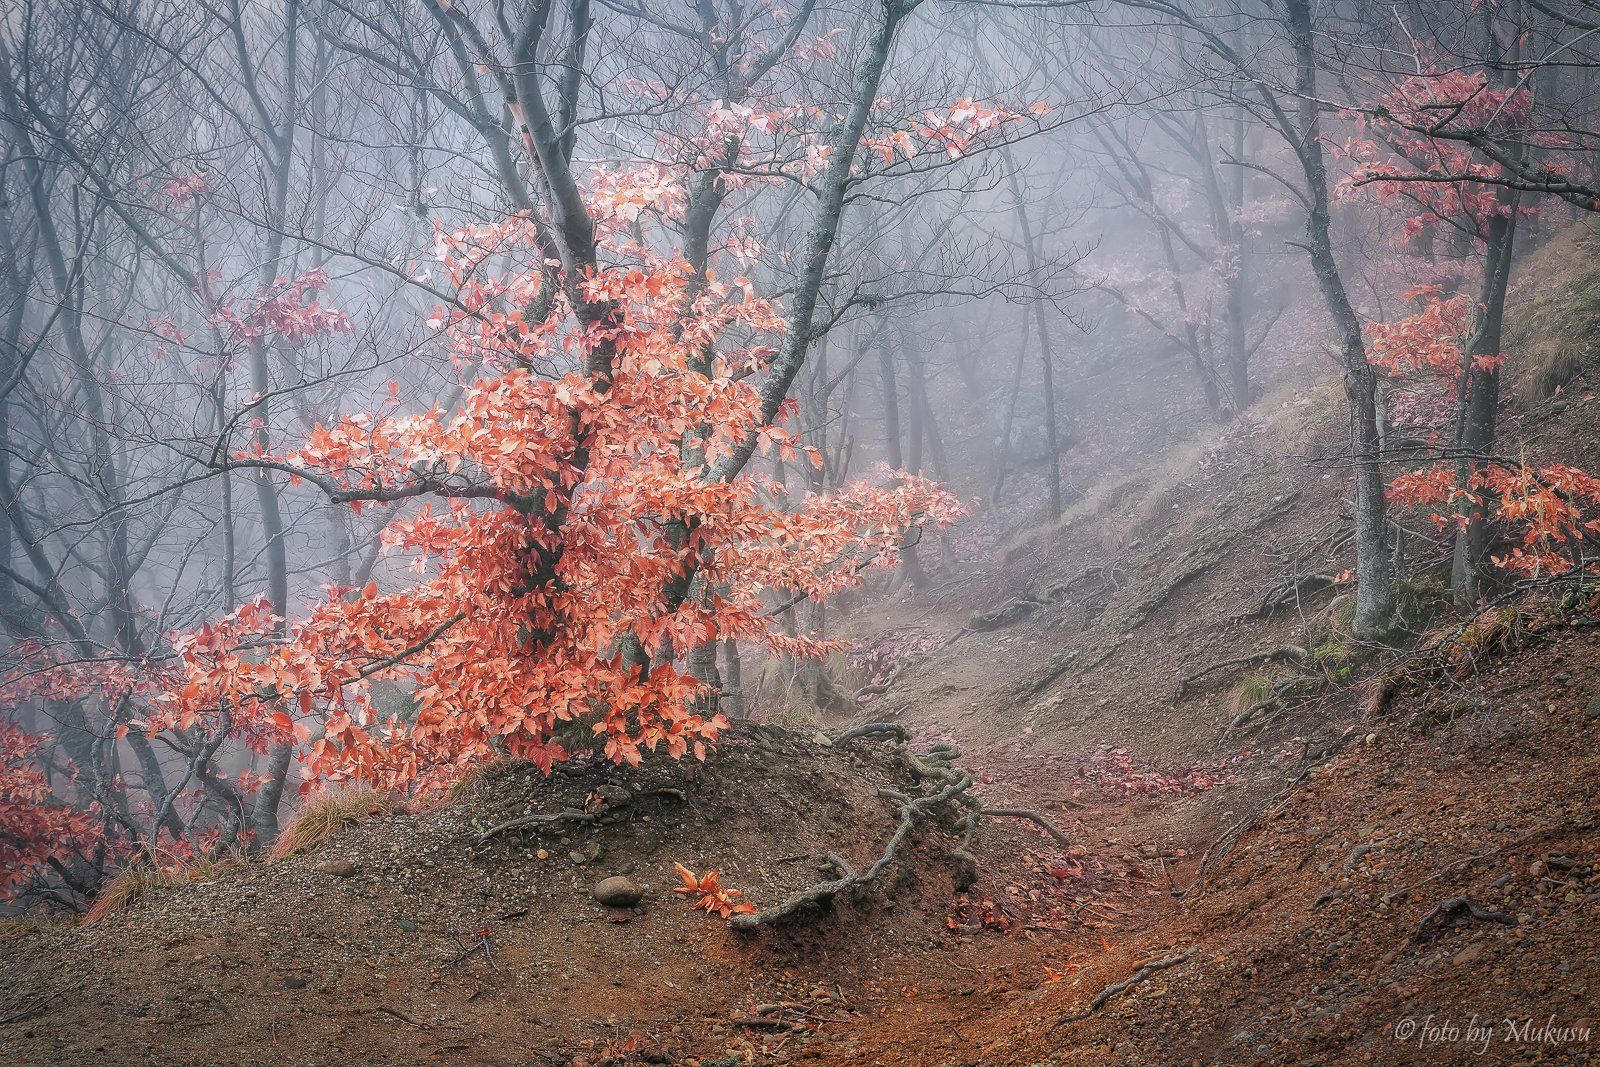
[673, 862, 757, 918]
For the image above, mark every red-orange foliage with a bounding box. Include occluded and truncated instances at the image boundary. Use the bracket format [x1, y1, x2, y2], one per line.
[0, 721, 100, 898]
[1388, 460, 1600, 578]
[1364, 285, 1485, 387]
[673, 861, 756, 918]
[147, 202, 964, 795]
[1340, 67, 1537, 241]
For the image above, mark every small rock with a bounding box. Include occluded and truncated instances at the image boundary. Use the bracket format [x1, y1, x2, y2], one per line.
[1453, 943, 1486, 967]
[1585, 692, 1600, 722]
[591, 784, 634, 809]
[318, 859, 359, 878]
[397, 919, 419, 933]
[593, 875, 644, 907]
[1531, 859, 1547, 879]
[282, 976, 309, 989]
[812, 731, 833, 747]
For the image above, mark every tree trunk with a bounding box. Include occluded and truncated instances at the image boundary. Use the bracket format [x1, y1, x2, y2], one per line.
[876, 322, 928, 586]
[990, 304, 1032, 506]
[1451, 9, 1524, 606]
[1450, 195, 1520, 605]
[904, 330, 950, 480]
[1284, 0, 1394, 637]
[1004, 166, 1067, 521]
[721, 638, 745, 719]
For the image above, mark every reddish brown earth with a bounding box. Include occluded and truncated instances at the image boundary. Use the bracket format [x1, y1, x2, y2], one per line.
[4, 246, 1600, 1065]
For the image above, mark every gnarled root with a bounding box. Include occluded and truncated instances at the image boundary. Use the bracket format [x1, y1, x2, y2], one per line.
[1177, 645, 1307, 699]
[475, 810, 597, 843]
[732, 723, 1072, 930]
[1412, 895, 1515, 944]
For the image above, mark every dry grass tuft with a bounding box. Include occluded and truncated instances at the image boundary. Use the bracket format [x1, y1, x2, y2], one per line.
[1233, 673, 1277, 714]
[83, 868, 176, 926]
[269, 787, 396, 860]
[180, 846, 251, 884]
[0, 912, 65, 938]
[1461, 604, 1524, 658]
[444, 762, 494, 804]
[767, 702, 822, 730]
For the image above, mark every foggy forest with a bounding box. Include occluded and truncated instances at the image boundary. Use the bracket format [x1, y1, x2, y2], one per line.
[2, 0, 1599, 1062]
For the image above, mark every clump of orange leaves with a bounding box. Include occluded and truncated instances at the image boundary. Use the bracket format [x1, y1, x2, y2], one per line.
[945, 892, 1018, 933]
[673, 862, 756, 918]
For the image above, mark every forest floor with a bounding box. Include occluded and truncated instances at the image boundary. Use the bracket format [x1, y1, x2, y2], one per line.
[5, 265, 1600, 1064]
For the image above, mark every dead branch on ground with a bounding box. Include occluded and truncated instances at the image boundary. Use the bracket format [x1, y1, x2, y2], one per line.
[1054, 950, 1195, 1025]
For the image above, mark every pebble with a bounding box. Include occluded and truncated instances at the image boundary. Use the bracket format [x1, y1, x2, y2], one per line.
[318, 859, 359, 878]
[593, 875, 644, 907]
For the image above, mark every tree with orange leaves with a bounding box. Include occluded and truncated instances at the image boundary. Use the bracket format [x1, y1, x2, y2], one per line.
[0, 721, 102, 901]
[152, 209, 964, 796]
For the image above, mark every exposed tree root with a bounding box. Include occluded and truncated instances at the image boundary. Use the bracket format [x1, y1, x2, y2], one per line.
[853, 630, 968, 702]
[474, 810, 597, 843]
[0, 981, 77, 1027]
[1412, 896, 1516, 944]
[968, 567, 1119, 634]
[1055, 950, 1195, 1025]
[731, 723, 1072, 929]
[980, 806, 1080, 838]
[1022, 641, 1124, 699]
[1017, 493, 1301, 701]
[969, 596, 1042, 632]
[1177, 645, 1307, 698]
[473, 784, 685, 846]
[1363, 670, 1402, 717]
[1382, 824, 1569, 905]
[1184, 727, 1360, 898]
[1250, 574, 1337, 618]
